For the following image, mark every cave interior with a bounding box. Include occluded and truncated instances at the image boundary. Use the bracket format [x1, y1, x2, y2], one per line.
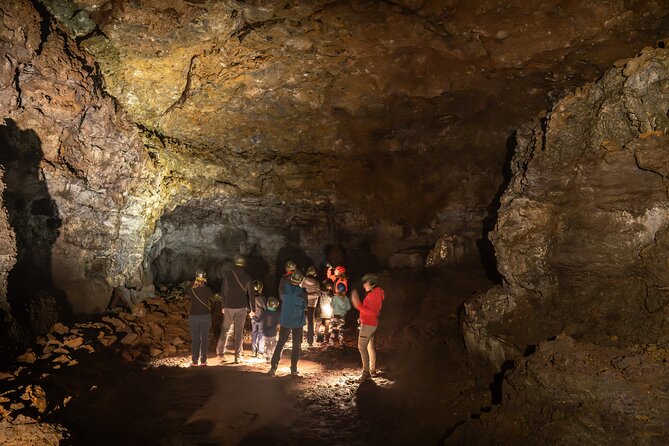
[2, 0, 669, 445]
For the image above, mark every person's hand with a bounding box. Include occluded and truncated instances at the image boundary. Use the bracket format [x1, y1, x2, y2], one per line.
[351, 289, 360, 307]
[249, 311, 255, 318]
[221, 308, 225, 314]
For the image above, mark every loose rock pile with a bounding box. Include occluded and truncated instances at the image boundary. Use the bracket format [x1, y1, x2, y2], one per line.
[0, 284, 193, 443]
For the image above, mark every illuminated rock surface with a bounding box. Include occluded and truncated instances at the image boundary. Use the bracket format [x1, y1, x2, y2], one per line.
[1, 0, 669, 444]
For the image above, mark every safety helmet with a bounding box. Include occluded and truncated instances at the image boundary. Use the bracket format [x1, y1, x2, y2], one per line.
[195, 269, 207, 280]
[291, 269, 304, 285]
[334, 266, 346, 276]
[234, 254, 247, 267]
[285, 260, 297, 273]
[336, 282, 347, 294]
[362, 273, 379, 288]
[321, 279, 333, 292]
[267, 296, 280, 311]
[306, 265, 317, 277]
[252, 280, 264, 293]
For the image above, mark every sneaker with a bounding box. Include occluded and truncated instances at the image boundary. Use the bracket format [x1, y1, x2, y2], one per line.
[190, 362, 198, 367]
[200, 362, 207, 367]
[234, 356, 242, 364]
[290, 370, 299, 377]
[358, 371, 372, 382]
[265, 357, 270, 364]
[267, 367, 277, 376]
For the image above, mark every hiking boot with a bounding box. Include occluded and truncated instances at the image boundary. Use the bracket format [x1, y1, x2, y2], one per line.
[358, 370, 372, 382]
[267, 367, 277, 376]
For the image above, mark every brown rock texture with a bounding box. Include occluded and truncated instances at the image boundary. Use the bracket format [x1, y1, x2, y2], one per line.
[450, 336, 669, 445]
[0, 0, 177, 321]
[459, 45, 669, 444]
[40, 0, 669, 244]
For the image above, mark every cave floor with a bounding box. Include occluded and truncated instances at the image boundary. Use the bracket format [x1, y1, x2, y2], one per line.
[2, 267, 493, 445]
[53, 335, 486, 446]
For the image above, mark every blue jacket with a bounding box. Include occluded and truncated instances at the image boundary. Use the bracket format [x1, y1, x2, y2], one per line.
[279, 282, 307, 328]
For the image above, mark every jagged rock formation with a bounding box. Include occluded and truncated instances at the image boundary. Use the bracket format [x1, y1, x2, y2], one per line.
[0, 0, 173, 340]
[459, 46, 669, 443]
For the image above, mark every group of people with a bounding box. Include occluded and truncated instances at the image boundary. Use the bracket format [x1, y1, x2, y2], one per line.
[186, 254, 385, 381]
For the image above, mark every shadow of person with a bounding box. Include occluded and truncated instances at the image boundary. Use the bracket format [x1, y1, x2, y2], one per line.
[0, 119, 68, 360]
[246, 243, 270, 285]
[274, 230, 312, 294]
[348, 240, 379, 282]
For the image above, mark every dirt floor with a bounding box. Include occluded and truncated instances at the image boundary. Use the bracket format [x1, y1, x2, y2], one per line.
[1, 268, 495, 446]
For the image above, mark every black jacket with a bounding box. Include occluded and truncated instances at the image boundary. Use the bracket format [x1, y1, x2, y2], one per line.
[220, 266, 253, 310]
[188, 284, 214, 315]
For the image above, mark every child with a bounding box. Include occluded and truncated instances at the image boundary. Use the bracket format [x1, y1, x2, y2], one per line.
[327, 264, 349, 293]
[330, 282, 351, 346]
[317, 280, 334, 344]
[251, 280, 267, 358]
[261, 296, 280, 363]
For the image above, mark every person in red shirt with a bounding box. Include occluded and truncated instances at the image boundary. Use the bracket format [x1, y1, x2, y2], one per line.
[351, 273, 385, 381]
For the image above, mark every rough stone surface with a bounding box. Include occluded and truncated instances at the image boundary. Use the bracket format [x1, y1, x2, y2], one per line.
[459, 46, 669, 443]
[0, 0, 177, 326]
[50, 0, 669, 228]
[30, 0, 669, 296]
[450, 336, 669, 445]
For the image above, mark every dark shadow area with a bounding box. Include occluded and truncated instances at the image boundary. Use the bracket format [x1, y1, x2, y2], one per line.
[274, 229, 312, 294]
[489, 359, 515, 405]
[246, 243, 271, 289]
[347, 240, 380, 282]
[0, 119, 67, 361]
[238, 423, 314, 446]
[477, 132, 516, 284]
[319, 242, 348, 277]
[48, 350, 216, 446]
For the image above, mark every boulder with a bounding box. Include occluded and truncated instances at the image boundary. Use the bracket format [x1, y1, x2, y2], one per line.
[387, 250, 424, 269]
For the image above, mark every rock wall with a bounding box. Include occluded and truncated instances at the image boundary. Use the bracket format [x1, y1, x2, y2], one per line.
[466, 45, 669, 363]
[0, 1, 172, 320]
[458, 45, 669, 443]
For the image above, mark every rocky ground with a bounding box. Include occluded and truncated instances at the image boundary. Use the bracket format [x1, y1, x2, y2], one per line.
[0, 268, 493, 446]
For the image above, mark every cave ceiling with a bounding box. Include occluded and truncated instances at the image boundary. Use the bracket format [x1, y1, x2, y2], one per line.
[40, 0, 669, 227]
